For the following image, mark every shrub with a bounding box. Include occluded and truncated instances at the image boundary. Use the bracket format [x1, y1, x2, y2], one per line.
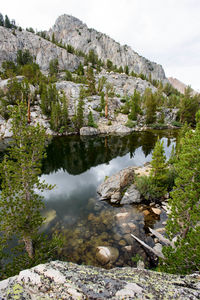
[88, 111, 97, 128]
[171, 121, 182, 127]
[135, 175, 163, 201]
[125, 119, 136, 128]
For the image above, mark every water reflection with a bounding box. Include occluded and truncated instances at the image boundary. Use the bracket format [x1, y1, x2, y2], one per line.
[40, 130, 178, 268]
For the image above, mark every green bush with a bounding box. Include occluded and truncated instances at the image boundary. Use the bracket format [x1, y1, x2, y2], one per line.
[88, 111, 97, 128]
[171, 121, 182, 127]
[149, 123, 168, 129]
[135, 175, 164, 201]
[125, 119, 136, 128]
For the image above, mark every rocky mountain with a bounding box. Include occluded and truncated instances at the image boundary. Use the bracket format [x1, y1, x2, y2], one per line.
[49, 15, 167, 82]
[0, 14, 167, 83]
[0, 26, 82, 71]
[168, 77, 198, 95]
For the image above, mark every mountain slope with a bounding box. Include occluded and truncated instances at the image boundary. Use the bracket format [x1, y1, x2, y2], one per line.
[49, 14, 167, 82]
[0, 26, 82, 71]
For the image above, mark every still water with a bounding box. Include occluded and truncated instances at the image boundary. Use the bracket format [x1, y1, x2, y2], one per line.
[40, 130, 178, 268]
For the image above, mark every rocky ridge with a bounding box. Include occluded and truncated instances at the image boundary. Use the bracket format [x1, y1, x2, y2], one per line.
[168, 77, 198, 96]
[0, 14, 168, 82]
[0, 261, 199, 299]
[49, 14, 168, 83]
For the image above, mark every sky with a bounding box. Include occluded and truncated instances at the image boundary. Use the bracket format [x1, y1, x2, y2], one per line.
[1, 0, 200, 90]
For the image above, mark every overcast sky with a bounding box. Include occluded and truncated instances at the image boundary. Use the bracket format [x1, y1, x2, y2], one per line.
[1, 0, 200, 90]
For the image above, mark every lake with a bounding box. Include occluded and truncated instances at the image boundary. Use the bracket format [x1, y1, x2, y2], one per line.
[40, 130, 178, 268]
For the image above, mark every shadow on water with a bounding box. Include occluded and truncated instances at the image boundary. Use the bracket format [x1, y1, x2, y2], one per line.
[39, 130, 178, 268]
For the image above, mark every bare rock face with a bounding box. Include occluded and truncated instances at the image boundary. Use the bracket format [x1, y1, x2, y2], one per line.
[168, 77, 198, 96]
[49, 14, 168, 83]
[0, 261, 199, 299]
[0, 26, 82, 71]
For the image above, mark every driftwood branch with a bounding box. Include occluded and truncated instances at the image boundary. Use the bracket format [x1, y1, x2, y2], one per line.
[131, 234, 165, 259]
[148, 228, 175, 248]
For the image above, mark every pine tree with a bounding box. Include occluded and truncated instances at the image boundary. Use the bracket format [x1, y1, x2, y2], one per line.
[150, 138, 168, 196]
[88, 111, 97, 128]
[4, 15, 11, 28]
[86, 66, 96, 95]
[0, 101, 53, 259]
[161, 120, 200, 274]
[143, 88, 157, 124]
[0, 13, 4, 26]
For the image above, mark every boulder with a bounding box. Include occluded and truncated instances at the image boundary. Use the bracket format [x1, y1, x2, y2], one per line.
[151, 207, 162, 215]
[115, 212, 132, 224]
[97, 166, 135, 203]
[96, 246, 119, 265]
[121, 184, 141, 204]
[0, 261, 199, 299]
[80, 127, 99, 136]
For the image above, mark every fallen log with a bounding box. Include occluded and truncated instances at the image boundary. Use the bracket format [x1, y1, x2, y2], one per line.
[131, 233, 165, 259]
[148, 228, 175, 248]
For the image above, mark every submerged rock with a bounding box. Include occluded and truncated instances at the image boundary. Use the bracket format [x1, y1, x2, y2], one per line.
[96, 246, 119, 265]
[1, 261, 199, 299]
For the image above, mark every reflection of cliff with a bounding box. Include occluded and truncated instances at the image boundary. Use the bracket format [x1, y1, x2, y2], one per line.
[42, 130, 178, 175]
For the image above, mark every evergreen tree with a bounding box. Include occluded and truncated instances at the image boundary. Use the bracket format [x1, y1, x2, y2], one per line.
[4, 15, 11, 28]
[86, 66, 96, 95]
[73, 87, 85, 131]
[106, 59, 113, 71]
[65, 70, 73, 81]
[49, 58, 59, 77]
[0, 13, 4, 26]
[51, 32, 55, 43]
[143, 88, 157, 124]
[150, 138, 168, 186]
[76, 63, 84, 76]
[88, 111, 97, 128]
[100, 92, 105, 111]
[125, 65, 129, 75]
[0, 101, 53, 259]
[179, 87, 199, 126]
[161, 120, 200, 274]
[128, 90, 141, 120]
[17, 49, 33, 66]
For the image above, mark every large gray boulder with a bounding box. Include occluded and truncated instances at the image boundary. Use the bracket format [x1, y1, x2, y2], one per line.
[0, 261, 199, 299]
[80, 126, 99, 136]
[97, 166, 136, 203]
[121, 184, 141, 204]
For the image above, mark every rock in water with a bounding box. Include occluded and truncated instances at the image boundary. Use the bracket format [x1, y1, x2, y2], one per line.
[96, 246, 119, 265]
[80, 127, 99, 136]
[121, 184, 141, 204]
[97, 166, 135, 203]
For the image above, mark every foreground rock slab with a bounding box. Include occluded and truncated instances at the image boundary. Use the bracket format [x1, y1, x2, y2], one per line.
[0, 261, 199, 299]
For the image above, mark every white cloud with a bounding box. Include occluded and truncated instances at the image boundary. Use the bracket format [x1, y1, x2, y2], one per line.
[1, 0, 200, 89]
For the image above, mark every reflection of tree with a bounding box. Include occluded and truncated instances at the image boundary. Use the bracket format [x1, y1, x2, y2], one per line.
[41, 130, 178, 175]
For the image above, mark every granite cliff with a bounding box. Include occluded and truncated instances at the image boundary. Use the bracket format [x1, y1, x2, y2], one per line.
[0, 25, 82, 71]
[0, 14, 167, 82]
[49, 14, 167, 82]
